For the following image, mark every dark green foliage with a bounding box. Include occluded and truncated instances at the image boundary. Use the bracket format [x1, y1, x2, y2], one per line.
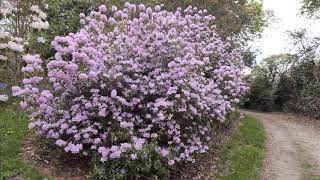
[288, 61, 320, 118]
[283, 30, 320, 118]
[90, 144, 171, 180]
[243, 75, 274, 111]
[246, 58, 320, 117]
[273, 75, 294, 111]
[243, 54, 293, 111]
[222, 110, 245, 129]
[41, 0, 105, 58]
[242, 48, 258, 67]
[245, 29, 320, 118]
[301, 0, 320, 17]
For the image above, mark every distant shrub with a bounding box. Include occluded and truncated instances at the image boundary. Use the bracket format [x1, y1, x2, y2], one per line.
[13, 3, 246, 179]
[288, 61, 320, 118]
[242, 75, 274, 111]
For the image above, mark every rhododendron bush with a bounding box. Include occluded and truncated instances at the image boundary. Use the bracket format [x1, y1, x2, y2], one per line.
[13, 3, 247, 178]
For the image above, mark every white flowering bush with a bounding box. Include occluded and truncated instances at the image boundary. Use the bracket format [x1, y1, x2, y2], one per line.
[0, 3, 49, 85]
[0, 33, 25, 59]
[30, 5, 49, 30]
[13, 3, 247, 179]
[0, 94, 9, 102]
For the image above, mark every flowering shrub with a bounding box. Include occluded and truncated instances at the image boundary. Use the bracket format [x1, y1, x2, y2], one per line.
[13, 3, 247, 178]
[0, 4, 49, 56]
[30, 5, 49, 30]
[1, 3, 49, 86]
[0, 94, 9, 102]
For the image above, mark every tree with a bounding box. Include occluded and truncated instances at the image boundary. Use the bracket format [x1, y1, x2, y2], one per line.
[246, 30, 320, 116]
[243, 54, 296, 111]
[288, 29, 320, 61]
[255, 54, 295, 84]
[163, 0, 268, 41]
[273, 75, 294, 110]
[243, 73, 275, 111]
[285, 30, 320, 117]
[301, 0, 320, 17]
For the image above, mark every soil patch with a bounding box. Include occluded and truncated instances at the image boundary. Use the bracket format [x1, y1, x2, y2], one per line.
[19, 136, 90, 179]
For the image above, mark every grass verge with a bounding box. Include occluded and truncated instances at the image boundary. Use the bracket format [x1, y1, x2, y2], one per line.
[210, 114, 266, 180]
[303, 162, 320, 180]
[0, 106, 47, 180]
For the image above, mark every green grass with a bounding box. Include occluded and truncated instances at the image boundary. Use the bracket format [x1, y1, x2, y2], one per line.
[303, 162, 320, 180]
[0, 106, 47, 180]
[211, 114, 266, 180]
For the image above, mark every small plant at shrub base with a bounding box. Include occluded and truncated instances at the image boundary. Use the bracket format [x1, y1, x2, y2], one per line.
[91, 142, 172, 179]
[13, 3, 247, 179]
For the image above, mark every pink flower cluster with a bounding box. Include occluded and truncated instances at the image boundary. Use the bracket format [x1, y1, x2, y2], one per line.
[13, 3, 247, 166]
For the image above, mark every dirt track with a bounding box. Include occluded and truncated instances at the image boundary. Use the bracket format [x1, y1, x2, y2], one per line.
[243, 110, 320, 180]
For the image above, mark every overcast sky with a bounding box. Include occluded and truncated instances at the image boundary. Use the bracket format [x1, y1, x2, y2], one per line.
[253, 0, 320, 62]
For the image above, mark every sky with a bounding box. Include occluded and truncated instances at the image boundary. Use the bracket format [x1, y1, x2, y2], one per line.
[253, 0, 320, 62]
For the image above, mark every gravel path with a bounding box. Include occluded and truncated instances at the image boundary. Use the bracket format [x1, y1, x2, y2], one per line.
[242, 110, 320, 180]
